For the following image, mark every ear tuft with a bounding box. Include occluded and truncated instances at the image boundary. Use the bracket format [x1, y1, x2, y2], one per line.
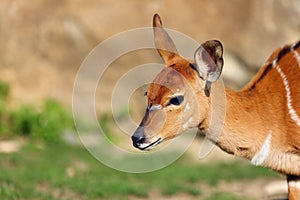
[194, 40, 224, 83]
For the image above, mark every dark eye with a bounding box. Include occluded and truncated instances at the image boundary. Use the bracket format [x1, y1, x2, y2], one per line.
[167, 95, 184, 106]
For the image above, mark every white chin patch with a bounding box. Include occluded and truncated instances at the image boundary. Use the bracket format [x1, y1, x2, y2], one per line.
[289, 180, 300, 189]
[140, 138, 163, 150]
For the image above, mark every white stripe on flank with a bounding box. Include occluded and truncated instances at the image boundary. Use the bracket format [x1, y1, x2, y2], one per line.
[293, 50, 300, 66]
[274, 62, 300, 127]
[291, 41, 300, 66]
[251, 133, 272, 166]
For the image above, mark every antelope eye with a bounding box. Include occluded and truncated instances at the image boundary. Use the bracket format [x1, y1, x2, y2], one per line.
[167, 95, 184, 106]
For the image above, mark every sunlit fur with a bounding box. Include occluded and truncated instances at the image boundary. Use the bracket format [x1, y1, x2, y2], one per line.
[144, 57, 205, 142]
[132, 14, 300, 199]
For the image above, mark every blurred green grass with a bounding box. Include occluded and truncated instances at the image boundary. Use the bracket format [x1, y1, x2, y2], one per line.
[0, 141, 279, 200]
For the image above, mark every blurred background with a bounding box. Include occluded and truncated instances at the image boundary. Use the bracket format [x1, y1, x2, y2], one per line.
[0, 0, 299, 199]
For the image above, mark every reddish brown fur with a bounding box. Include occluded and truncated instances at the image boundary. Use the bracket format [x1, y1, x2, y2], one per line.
[145, 57, 203, 141]
[132, 14, 300, 199]
[218, 45, 300, 175]
[249, 46, 300, 150]
[289, 187, 300, 200]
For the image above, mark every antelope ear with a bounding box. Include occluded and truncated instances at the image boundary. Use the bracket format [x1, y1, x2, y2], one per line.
[194, 40, 224, 83]
[153, 14, 178, 64]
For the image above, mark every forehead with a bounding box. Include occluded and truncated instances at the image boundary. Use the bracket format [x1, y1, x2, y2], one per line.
[147, 60, 195, 103]
[153, 67, 185, 91]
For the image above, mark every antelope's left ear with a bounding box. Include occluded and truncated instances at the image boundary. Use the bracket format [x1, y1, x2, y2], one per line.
[194, 40, 223, 96]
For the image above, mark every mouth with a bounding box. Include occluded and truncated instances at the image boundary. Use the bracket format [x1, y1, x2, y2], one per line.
[136, 137, 163, 151]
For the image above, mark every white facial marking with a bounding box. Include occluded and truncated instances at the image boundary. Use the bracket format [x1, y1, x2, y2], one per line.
[182, 117, 193, 129]
[289, 181, 300, 189]
[138, 138, 162, 150]
[183, 102, 191, 113]
[274, 63, 300, 127]
[182, 122, 188, 129]
[251, 133, 272, 166]
[172, 92, 184, 97]
[138, 143, 150, 149]
[149, 105, 162, 111]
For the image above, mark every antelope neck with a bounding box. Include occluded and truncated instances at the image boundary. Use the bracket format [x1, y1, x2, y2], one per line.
[207, 85, 269, 160]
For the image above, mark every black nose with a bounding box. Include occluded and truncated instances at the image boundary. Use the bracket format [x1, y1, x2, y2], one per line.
[131, 133, 146, 148]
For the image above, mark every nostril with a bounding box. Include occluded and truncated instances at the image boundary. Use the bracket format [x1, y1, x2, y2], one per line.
[131, 134, 146, 145]
[138, 136, 146, 144]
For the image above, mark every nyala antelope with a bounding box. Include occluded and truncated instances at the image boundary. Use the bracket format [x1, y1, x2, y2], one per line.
[131, 14, 300, 199]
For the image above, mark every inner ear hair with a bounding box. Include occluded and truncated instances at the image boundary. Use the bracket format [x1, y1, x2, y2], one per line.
[194, 40, 224, 83]
[189, 63, 204, 79]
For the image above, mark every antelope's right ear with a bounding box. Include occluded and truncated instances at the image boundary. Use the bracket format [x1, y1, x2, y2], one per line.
[153, 14, 179, 64]
[194, 40, 224, 83]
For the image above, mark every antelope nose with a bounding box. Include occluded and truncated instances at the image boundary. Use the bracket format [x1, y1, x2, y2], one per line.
[131, 132, 146, 148]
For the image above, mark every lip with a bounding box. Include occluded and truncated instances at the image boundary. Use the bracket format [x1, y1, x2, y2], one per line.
[137, 137, 163, 151]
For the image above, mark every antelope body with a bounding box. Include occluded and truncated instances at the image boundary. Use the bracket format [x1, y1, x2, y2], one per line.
[131, 14, 300, 199]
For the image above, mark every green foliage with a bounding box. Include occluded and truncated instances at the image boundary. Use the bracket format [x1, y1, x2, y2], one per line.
[35, 100, 73, 141]
[12, 105, 37, 136]
[11, 100, 73, 142]
[98, 113, 119, 143]
[0, 82, 10, 135]
[0, 81, 9, 102]
[98, 108, 134, 144]
[0, 81, 73, 142]
[98, 113, 111, 135]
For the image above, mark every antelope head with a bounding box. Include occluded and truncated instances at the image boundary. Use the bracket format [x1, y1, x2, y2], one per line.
[131, 14, 224, 150]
